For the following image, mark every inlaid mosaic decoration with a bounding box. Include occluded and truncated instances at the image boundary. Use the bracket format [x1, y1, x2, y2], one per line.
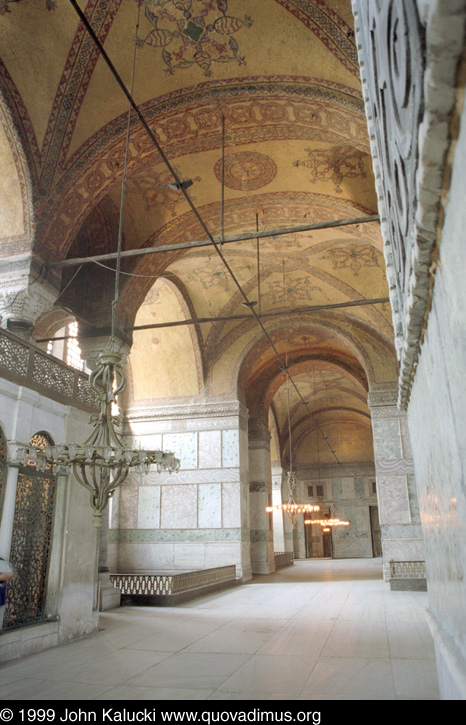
[137, 0, 254, 76]
[0, 0, 56, 14]
[294, 146, 368, 193]
[214, 151, 277, 191]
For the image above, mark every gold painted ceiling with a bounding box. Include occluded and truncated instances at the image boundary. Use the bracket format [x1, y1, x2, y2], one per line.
[0, 0, 398, 468]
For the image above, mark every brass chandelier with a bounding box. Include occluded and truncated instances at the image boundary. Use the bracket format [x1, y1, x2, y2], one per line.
[15, 350, 180, 527]
[15, 12, 180, 527]
[266, 469, 320, 529]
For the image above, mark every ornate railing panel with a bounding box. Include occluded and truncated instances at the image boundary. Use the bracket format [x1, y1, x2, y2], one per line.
[390, 560, 426, 579]
[0, 328, 99, 412]
[110, 565, 237, 600]
[2, 433, 57, 631]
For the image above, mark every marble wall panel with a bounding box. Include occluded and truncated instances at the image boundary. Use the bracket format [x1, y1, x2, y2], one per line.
[145, 467, 239, 485]
[372, 418, 402, 460]
[138, 485, 161, 529]
[222, 429, 240, 467]
[161, 484, 198, 528]
[377, 475, 411, 526]
[354, 477, 365, 499]
[204, 543, 241, 570]
[341, 478, 355, 499]
[174, 543, 206, 570]
[198, 483, 222, 528]
[198, 430, 222, 469]
[118, 477, 138, 529]
[117, 543, 175, 571]
[222, 482, 241, 528]
[332, 479, 343, 499]
[163, 431, 198, 469]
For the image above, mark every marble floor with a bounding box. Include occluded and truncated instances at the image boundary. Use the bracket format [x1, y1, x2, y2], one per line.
[0, 558, 439, 701]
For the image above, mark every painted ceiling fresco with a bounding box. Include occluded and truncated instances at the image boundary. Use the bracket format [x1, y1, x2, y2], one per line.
[0, 0, 398, 468]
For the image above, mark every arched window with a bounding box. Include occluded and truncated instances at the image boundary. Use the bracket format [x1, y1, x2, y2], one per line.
[2, 432, 57, 631]
[47, 321, 88, 372]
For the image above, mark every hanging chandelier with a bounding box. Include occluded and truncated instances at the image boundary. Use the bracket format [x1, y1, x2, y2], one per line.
[266, 470, 320, 529]
[15, 350, 180, 527]
[304, 518, 350, 529]
[13, 12, 183, 529]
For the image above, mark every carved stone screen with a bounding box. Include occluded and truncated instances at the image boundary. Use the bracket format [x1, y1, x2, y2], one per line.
[0, 426, 6, 518]
[352, 0, 425, 338]
[2, 432, 57, 631]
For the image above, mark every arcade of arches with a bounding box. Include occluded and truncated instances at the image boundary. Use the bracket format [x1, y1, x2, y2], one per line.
[0, 0, 465, 700]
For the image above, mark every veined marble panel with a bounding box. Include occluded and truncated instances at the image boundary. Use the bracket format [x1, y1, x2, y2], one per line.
[137, 486, 161, 529]
[222, 482, 241, 528]
[135, 433, 163, 450]
[109, 528, 242, 543]
[377, 476, 411, 525]
[222, 429, 240, 467]
[332, 480, 343, 499]
[341, 478, 355, 499]
[117, 543, 174, 571]
[198, 430, 222, 469]
[198, 483, 222, 528]
[372, 418, 402, 460]
[162, 432, 198, 469]
[375, 459, 415, 475]
[118, 478, 138, 529]
[354, 477, 365, 499]
[161, 484, 198, 528]
[143, 467, 240, 485]
[381, 538, 426, 562]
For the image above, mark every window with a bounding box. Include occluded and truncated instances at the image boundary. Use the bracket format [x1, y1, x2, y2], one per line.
[316, 485, 324, 497]
[47, 322, 88, 372]
[372, 481, 377, 494]
[307, 485, 313, 497]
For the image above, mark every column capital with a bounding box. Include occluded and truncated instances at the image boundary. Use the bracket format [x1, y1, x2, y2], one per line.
[0, 268, 58, 341]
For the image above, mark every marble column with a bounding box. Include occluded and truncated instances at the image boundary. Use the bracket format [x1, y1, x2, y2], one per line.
[248, 419, 275, 575]
[368, 388, 425, 582]
[271, 465, 285, 552]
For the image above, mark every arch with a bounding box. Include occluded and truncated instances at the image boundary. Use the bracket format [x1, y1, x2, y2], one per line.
[126, 276, 204, 403]
[0, 66, 36, 258]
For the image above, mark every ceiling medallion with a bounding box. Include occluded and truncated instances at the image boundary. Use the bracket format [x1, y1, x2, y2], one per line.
[214, 151, 277, 191]
[137, 0, 253, 77]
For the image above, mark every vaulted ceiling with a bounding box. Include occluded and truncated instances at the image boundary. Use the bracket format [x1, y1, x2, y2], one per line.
[0, 0, 398, 467]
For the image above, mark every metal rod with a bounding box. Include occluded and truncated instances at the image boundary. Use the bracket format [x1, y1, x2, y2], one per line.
[129, 296, 390, 330]
[35, 297, 389, 342]
[221, 115, 225, 249]
[47, 214, 380, 270]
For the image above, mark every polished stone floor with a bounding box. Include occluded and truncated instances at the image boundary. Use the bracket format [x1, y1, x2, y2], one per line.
[0, 558, 439, 700]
